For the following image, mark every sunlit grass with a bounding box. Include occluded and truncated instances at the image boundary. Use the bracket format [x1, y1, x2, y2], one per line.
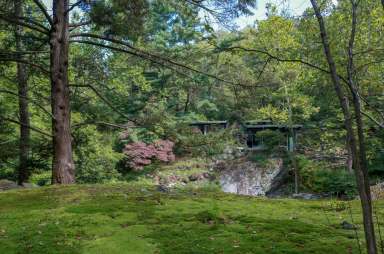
[0, 184, 382, 254]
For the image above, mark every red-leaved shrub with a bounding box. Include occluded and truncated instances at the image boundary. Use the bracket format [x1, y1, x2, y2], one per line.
[123, 140, 175, 171]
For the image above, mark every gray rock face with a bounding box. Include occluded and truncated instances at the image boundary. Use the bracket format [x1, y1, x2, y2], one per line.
[0, 180, 19, 191]
[0, 180, 38, 191]
[292, 193, 321, 200]
[218, 158, 284, 196]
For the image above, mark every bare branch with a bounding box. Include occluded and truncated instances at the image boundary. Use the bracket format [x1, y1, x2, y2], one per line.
[31, 0, 53, 25]
[66, 0, 83, 14]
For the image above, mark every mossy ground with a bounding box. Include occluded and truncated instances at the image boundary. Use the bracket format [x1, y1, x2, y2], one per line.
[1, 184, 384, 254]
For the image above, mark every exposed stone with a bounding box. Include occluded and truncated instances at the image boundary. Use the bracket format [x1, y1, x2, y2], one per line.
[156, 184, 170, 193]
[292, 193, 321, 200]
[218, 158, 285, 196]
[188, 173, 202, 182]
[370, 182, 384, 201]
[341, 220, 356, 230]
[0, 180, 38, 191]
[21, 183, 38, 188]
[0, 180, 19, 191]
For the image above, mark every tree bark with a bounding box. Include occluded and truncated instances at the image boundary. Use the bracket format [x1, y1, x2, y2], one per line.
[14, 0, 30, 185]
[310, 1, 377, 253]
[346, 137, 354, 173]
[50, 0, 75, 184]
[346, 2, 377, 253]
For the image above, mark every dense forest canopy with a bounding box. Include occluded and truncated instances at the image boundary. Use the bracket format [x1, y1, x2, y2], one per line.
[0, 1, 383, 253]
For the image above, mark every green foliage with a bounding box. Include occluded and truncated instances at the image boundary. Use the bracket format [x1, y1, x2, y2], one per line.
[89, 0, 148, 38]
[247, 152, 269, 166]
[255, 129, 286, 153]
[29, 171, 51, 186]
[298, 156, 357, 198]
[175, 127, 238, 157]
[72, 125, 123, 183]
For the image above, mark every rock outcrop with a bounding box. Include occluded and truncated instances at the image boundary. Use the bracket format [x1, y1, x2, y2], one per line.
[215, 157, 286, 196]
[0, 180, 38, 191]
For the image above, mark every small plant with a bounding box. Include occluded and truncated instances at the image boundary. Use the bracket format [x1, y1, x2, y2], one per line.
[30, 171, 51, 186]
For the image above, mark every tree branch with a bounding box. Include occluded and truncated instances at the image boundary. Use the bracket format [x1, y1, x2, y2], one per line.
[0, 116, 52, 137]
[0, 89, 54, 119]
[31, 0, 53, 25]
[219, 46, 350, 85]
[70, 33, 262, 88]
[69, 83, 139, 124]
[72, 121, 130, 129]
[0, 57, 50, 74]
[0, 15, 49, 35]
[66, 0, 83, 14]
[361, 110, 384, 128]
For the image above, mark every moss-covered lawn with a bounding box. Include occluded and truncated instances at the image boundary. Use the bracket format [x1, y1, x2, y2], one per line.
[0, 184, 382, 254]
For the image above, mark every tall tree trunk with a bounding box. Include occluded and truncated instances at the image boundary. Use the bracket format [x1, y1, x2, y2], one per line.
[284, 83, 299, 193]
[346, 137, 354, 173]
[310, 1, 377, 253]
[346, 2, 377, 253]
[50, 0, 75, 184]
[14, 0, 30, 185]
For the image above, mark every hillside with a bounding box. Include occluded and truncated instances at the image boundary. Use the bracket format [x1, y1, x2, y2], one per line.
[0, 184, 379, 254]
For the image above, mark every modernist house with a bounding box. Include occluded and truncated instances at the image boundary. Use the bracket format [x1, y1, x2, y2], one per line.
[190, 120, 302, 151]
[189, 121, 228, 135]
[243, 120, 302, 151]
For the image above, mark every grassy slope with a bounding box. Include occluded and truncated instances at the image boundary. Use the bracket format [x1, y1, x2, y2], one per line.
[0, 184, 382, 254]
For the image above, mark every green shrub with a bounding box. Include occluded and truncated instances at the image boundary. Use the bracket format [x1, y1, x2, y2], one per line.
[255, 129, 286, 153]
[73, 126, 123, 183]
[298, 155, 357, 198]
[248, 152, 269, 166]
[30, 171, 51, 186]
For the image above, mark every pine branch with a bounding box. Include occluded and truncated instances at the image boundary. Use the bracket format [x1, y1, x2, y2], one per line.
[0, 15, 49, 35]
[0, 57, 50, 74]
[70, 33, 262, 88]
[31, 0, 53, 26]
[0, 116, 52, 138]
[0, 89, 54, 119]
[69, 83, 139, 124]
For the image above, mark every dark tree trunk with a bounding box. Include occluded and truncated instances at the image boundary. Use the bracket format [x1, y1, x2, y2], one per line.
[346, 138, 353, 173]
[346, 2, 377, 253]
[310, 1, 377, 253]
[14, 0, 30, 185]
[184, 88, 191, 113]
[50, 0, 75, 184]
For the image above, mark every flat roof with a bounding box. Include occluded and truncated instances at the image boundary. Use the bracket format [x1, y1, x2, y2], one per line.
[244, 124, 303, 129]
[189, 121, 228, 125]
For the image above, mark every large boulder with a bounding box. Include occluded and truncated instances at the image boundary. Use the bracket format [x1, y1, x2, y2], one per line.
[217, 157, 286, 196]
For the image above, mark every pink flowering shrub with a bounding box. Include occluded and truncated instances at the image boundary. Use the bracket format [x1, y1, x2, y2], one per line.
[123, 140, 175, 171]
